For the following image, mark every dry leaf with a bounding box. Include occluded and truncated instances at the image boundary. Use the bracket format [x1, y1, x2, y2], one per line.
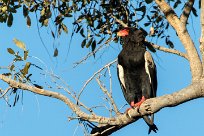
[13, 38, 26, 51]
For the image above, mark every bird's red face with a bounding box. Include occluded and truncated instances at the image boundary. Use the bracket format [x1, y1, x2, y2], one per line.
[117, 29, 129, 37]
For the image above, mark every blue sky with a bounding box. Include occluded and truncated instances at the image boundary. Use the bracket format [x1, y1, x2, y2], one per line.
[0, 4, 204, 136]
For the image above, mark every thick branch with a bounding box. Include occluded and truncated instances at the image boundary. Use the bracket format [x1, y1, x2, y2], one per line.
[180, 0, 195, 25]
[155, 0, 202, 81]
[91, 81, 204, 135]
[1, 75, 204, 135]
[200, 0, 204, 75]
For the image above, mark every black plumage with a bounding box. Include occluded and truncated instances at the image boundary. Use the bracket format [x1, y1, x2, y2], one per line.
[117, 28, 158, 133]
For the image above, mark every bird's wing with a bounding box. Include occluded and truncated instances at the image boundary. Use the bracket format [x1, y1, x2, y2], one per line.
[117, 63, 127, 93]
[144, 51, 157, 97]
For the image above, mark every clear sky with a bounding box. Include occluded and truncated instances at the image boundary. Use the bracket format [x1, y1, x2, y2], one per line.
[0, 4, 204, 136]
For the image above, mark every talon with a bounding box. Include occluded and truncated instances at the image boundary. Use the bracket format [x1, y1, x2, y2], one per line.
[134, 96, 146, 108]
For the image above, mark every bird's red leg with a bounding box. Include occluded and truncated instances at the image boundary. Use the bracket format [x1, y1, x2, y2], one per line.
[125, 101, 135, 113]
[125, 96, 146, 113]
[134, 96, 146, 108]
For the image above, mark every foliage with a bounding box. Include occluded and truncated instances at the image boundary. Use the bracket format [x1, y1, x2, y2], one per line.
[0, 0, 199, 53]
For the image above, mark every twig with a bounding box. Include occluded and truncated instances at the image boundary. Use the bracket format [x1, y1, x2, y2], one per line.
[61, 86, 96, 115]
[45, 70, 96, 115]
[73, 38, 115, 68]
[111, 15, 128, 27]
[77, 59, 117, 102]
[96, 78, 120, 115]
[107, 66, 112, 95]
[0, 87, 11, 98]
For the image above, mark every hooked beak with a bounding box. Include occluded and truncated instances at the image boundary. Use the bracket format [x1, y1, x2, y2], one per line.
[117, 29, 129, 37]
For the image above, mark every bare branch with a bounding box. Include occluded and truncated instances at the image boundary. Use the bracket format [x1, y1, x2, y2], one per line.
[0, 87, 11, 98]
[111, 15, 128, 27]
[180, 0, 195, 25]
[96, 78, 120, 115]
[107, 66, 113, 95]
[150, 42, 189, 59]
[155, 0, 202, 81]
[77, 59, 117, 101]
[73, 38, 115, 68]
[1, 73, 204, 135]
[59, 86, 96, 115]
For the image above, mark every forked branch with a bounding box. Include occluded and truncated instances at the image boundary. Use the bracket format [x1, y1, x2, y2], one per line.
[155, 0, 202, 81]
[1, 74, 204, 135]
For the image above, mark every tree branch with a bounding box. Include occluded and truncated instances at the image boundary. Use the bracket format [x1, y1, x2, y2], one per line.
[111, 15, 128, 27]
[200, 0, 204, 76]
[150, 42, 189, 59]
[73, 38, 115, 68]
[1, 74, 204, 135]
[77, 59, 117, 102]
[0, 87, 11, 98]
[155, 0, 202, 81]
[91, 81, 204, 135]
[180, 0, 195, 26]
[96, 78, 120, 115]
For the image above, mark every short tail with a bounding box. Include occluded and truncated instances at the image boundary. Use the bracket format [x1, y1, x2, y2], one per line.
[142, 115, 158, 134]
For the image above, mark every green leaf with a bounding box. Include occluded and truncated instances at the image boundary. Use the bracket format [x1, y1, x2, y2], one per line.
[51, 30, 55, 38]
[21, 62, 31, 76]
[26, 16, 31, 28]
[145, 0, 153, 4]
[91, 40, 96, 52]
[7, 48, 15, 54]
[7, 13, 13, 27]
[86, 38, 93, 48]
[74, 15, 85, 24]
[191, 7, 198, 17]
[53, 48, 58, 57]
[81, 39, 86, 48]
[62, 23, 68, 34]
[14, 55, 23, 61]
[135, 6, 146, 21]
[147, 44, 156, 52]
[23, 5, 29, 17]
[76, 25, 82, 33]
[13, 38, 26, 51]
[33, 84, 43, 89]
[97, 37, 105, 44]
[144, 42, 156, 53]
[173, 0, 181, 9]
[167, 40, 174, 48]
[10, 64, 15, 71]
[24, 50, 29, 60]
[80, 28, 85, 37]
[43, 19, 49, 26]
[144, 22, 151, 26]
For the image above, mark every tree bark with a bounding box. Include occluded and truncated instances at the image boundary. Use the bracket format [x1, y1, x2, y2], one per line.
[155, 0, 203, 81]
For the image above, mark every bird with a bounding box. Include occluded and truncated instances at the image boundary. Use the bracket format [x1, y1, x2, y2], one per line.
[117, 27, 158, 134]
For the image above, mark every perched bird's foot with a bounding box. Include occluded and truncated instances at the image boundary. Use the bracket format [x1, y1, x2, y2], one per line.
[143, 103, 153, 114]
[131, 96, 146, 108]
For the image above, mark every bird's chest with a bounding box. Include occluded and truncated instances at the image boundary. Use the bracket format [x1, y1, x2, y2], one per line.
[118, 49, 145, 69]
